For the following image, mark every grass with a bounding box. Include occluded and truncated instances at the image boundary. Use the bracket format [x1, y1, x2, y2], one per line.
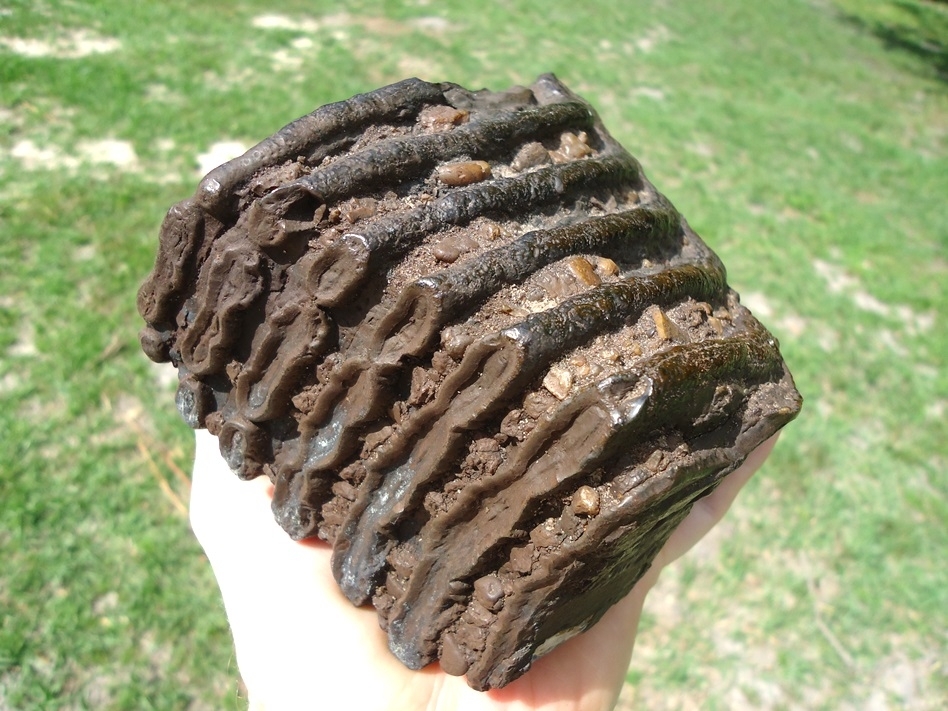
[1, 0, 945, 708]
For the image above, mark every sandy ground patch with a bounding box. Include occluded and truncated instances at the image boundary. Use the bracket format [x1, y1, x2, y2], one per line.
[630, 86, 666, 101]
[8, 139, 75, 170]
[0, 372, 20, 395]
[631, 24, 671, 53]
[397, 55, 446, 80]
[195, 141, 249, 176]
[812, 258, 934, 336]
[7, 320, 38, 358]
[741, 291, 775, 318]
[252, 12, 456, 37]
[250, 12, 456, 75]
[252, 14, 322, 33]
[0, 29, 120, 58]
[149, 360, 179, 392]
[77, 139, 139, 168]
[6, 138, 139, 173]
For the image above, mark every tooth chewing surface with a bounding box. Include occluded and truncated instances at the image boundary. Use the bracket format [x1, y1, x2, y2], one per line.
[138, 74, 801, 690]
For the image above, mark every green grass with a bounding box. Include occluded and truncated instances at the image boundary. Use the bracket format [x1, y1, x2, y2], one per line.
[1, 0, 946, 708]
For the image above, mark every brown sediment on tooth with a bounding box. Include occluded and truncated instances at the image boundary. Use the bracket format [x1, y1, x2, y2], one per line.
[467, 386, 798, 690]
[289, 203, 683, 491]
[286, 149, 636, 307]
[137, 74, 801, 690]
[329, 256, 729, 603]
[383, 331, 787, 677]
[375, 201, 681, 336]
[139, 79, 450, 346]
[245, 100, 593, 259]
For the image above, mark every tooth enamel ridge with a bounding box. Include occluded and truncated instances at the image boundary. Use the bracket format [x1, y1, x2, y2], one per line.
[138, 74, 801, 690]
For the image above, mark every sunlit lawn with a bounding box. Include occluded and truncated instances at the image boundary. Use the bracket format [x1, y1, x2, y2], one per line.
[1, 1, 945, 708]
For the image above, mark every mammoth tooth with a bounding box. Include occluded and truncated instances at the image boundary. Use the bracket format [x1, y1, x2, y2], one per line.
[289, 198, 682, 482]
[175, 372, 216, 429]
[374, 199, 684, 343]
[217, 415, 271, 481]
[331, 336, 529, 604]
[136, 74, 801, 690]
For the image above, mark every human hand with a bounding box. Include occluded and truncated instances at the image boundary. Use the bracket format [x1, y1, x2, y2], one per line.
[190, 430, 778, 711]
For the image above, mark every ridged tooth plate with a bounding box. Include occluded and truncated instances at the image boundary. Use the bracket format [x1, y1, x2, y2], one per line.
[138, 74, 801, 690]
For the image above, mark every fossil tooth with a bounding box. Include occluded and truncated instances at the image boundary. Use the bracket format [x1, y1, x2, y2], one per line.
[138, 74, 801, 690]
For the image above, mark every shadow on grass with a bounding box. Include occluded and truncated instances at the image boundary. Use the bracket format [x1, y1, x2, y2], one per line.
[839, 0, 948, 83]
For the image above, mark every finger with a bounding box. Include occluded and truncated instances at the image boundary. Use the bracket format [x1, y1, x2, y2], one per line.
[189, 431, 450, 710]
[189, 429, 273, 554]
